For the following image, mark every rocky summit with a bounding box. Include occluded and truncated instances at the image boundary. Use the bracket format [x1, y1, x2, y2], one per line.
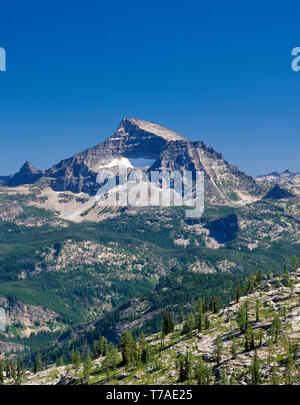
[6, 118, 262, 204]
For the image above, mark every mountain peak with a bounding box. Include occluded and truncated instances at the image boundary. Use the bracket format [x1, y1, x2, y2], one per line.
[118, 117, 188, 141]
[20, 161, 39, 174]
[8, 161, 41, 187]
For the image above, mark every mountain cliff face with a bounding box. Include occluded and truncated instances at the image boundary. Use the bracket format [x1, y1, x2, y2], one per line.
[8, 161, 42, 187]
[6, 118, 263, 205]
[257, 170, 300, 196]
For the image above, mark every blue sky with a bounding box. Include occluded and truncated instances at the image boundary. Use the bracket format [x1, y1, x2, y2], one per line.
[0, 0, 300, 176]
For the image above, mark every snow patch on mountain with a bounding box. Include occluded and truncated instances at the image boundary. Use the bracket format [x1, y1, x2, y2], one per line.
[98, 157, 156, 170]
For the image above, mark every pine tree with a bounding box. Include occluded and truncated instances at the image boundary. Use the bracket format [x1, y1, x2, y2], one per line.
[235, 282, 241, 303]
[162, 311, 174, 335]
[179, 310, 184, 325]
[99, 335, 108, 356]
[291, 255, 298, 271]
[231, 337, 237, 359]
[215, 335, 223, 365]
[203, 297, 208, 313]
[285, 353, 293, 385]
[83, 354, 92, 384]
[56, 356, 64, 367]
[34, 350, 42, 373]
[204, 315, 210, 330]
[0, 360, 4, 384]
[220, 368, 228, 385]
[196, 297, 203, 313]
[250, 350, 261, 385]
[258, 328, 264, 348]
[255, 300, 260, 322]
[9, 360, 16, 381]
[178, 351, 191, 383]
[244, 324, 255, 352]
[16, 358, 22, 384]
[103, 343, 118, 377]
[73, 351, 81, 374]
[5, 361, 10, 379]
[271, 366, 278, 384]
[267, 338, 273, 364]
[249, 274, 256, 292]
[197, 298, 203, 332]
[213, 295, 220, 313]
[256, 267, 263, 284]
[119, 330, 135, 366]
[270, 313, 282, 343]
[182, 312, 195, 338]
[237, 304, 248, 333]
[195, 358, 209, 385]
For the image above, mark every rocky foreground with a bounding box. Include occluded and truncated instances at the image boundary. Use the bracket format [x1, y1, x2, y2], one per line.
[3, 267, 300, 385]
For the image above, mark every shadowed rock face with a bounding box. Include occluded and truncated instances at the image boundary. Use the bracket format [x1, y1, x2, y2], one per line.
[8, 161, 42, 187]
[6, 118, 263, 203]
[205, 214, 239, 243]
[263, 184, 295, 200]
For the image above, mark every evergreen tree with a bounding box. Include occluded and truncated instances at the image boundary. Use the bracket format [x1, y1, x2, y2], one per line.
[250, 350, 261, 385]
[285, 354, 293, 385]
[204, 314, 210, 330]
[291, 255, 299, 271]
[197, 298, 203, 332]
[83, 354, 92, 384]
[215, 335, 223, 365]
[271, 366, 278, 385]
[203, 297, 208, 313]
[244, 325, 254, 352]
[179, 310, 184, 325]
[103, 343, 118, 377]
[249, 274, 256, 292]
[220, 368, 228, 385]
[235, 282, 241, 303]
[255, 300, 260, 322]
[99, 335, 108, 356]
[34, 350, 42, 373]
[16, 358, 22, 384]
[5, 361, 10, 379]
[195, 358, 209, 385]
[56, 356, 64, 367]
[283, 265, 290, 286]
[182, 312, 195, 338]
[213, 295, 220, 313]
[73, 351, 81, 374]
[258, 328, 264, 348]
[9, 360, 16, 381]
[256, 267, 263, 284]
[162, 311, 175, 335]
[0, 360, 4, 384]
[237, 304, 248, 333]
[178, 351, 191, 383]
[231, 337, 237, 359]
[267, 338, 273, 364]
[270, 313, 282, 343]
[119, 330, 136, 366]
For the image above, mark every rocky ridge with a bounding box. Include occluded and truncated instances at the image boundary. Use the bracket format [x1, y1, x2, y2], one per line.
[7, 267, 300, 385]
